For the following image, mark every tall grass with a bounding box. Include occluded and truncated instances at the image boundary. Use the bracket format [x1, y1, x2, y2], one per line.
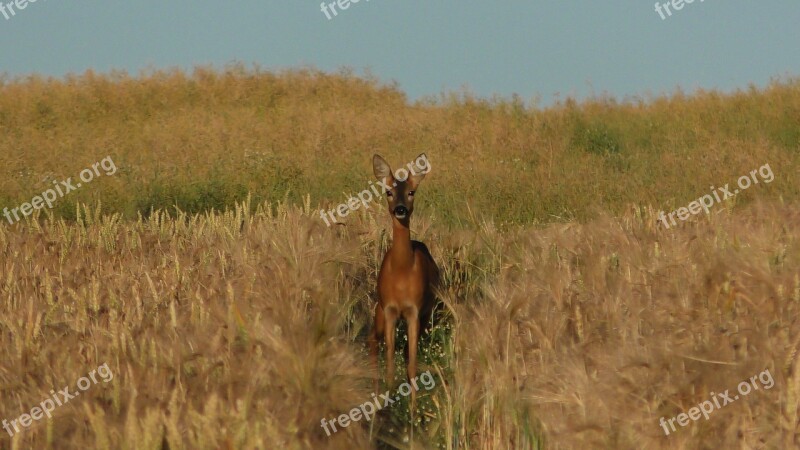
[0, 67, 798, 226]
[0, 199, 797, 448]
[0, 67, 798, 448]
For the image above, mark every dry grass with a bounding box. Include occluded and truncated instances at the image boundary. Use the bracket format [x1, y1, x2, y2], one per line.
[0, 67, 798, 225]
[0, 197, 798, 448]
[1, 68, 799, 449]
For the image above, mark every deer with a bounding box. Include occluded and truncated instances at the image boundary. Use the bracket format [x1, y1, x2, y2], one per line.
[369, 153, 440, 412]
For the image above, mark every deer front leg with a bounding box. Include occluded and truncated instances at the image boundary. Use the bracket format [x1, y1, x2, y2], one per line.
[384, 306, 399, 388]
[405, 306, 420, 412]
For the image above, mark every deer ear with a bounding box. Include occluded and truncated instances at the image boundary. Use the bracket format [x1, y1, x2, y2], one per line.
[409, 171, 426, 188]
[408, 153, 430, 188]
[373, 154, 393, 181]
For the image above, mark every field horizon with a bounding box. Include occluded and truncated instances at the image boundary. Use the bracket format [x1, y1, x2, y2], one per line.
[1, 67, 798, 228]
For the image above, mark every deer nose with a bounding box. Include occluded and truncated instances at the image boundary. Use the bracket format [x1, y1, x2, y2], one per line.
[393, 205, 408, 218]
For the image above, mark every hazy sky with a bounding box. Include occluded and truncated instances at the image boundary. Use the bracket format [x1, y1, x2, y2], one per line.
[1, 1, 798, 104]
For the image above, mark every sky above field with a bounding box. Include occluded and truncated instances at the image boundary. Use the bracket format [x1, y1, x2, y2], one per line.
[1, 1, 798, 105]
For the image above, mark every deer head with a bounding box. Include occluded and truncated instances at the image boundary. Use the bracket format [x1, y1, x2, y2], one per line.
[372, 153, 431, 225]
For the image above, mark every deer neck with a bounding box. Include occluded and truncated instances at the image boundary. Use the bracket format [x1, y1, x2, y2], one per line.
[389, 218, 414, 269]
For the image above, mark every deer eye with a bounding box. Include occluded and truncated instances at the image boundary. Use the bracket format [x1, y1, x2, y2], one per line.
[408, 191, 415, 198]
[386, 191, 393, 198]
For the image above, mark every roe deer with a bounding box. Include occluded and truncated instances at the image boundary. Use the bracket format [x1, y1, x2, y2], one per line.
[369, 153, 439, 411]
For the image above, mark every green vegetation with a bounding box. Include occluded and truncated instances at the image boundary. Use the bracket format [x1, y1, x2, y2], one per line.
[1, 67, 797, 227]
[0, 68, 798, 449]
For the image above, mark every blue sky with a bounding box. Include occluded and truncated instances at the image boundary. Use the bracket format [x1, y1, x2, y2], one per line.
[1, 1, 798, 105]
